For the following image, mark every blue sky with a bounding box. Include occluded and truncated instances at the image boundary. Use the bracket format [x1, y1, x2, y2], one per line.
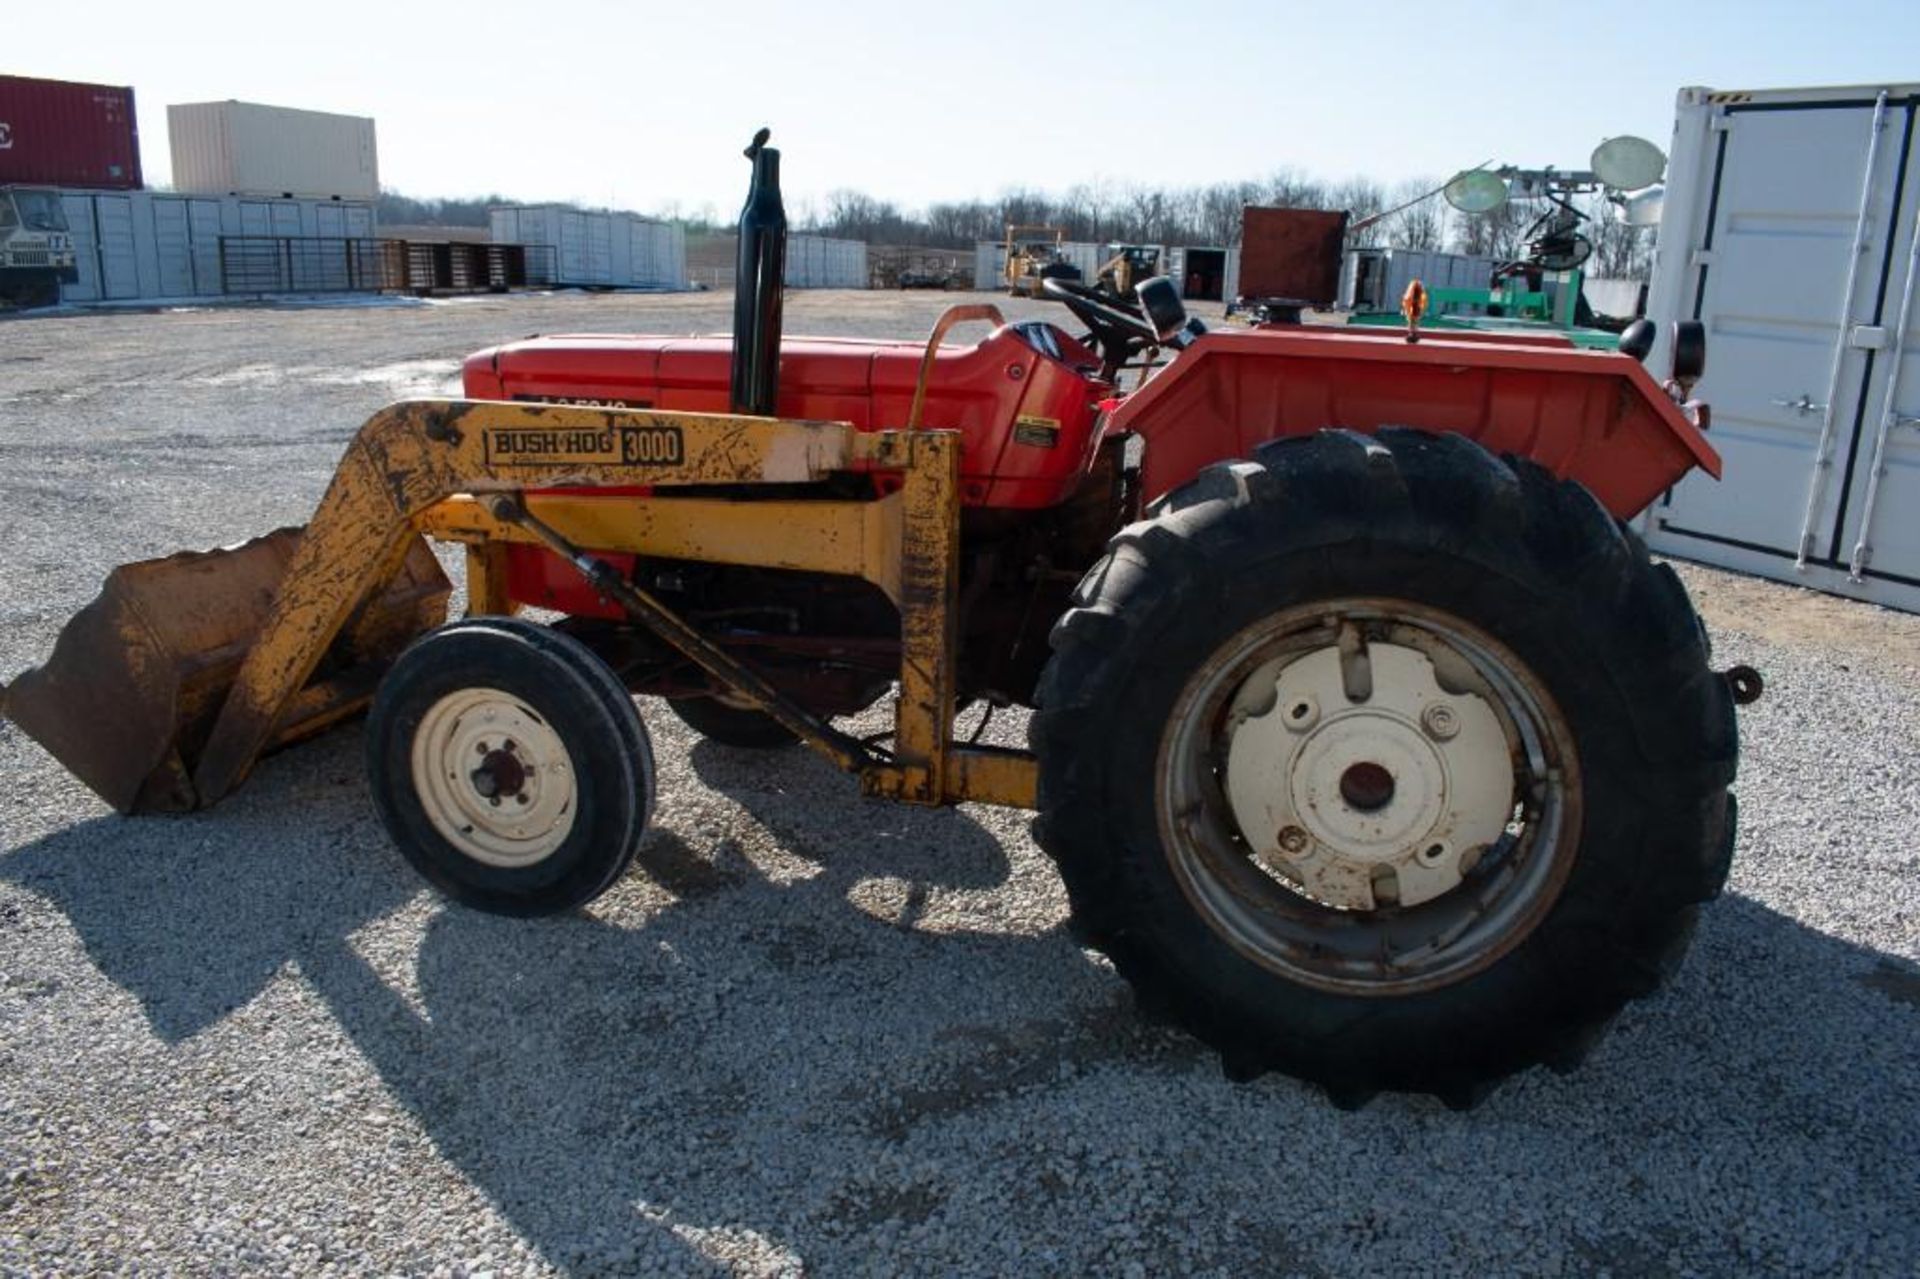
[16, 0, 1919, 215]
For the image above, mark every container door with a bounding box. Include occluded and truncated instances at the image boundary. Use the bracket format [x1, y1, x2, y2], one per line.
[239, 202, 272, 236]
[269, 202, 301, 238]
[559, 213, 587, 283]
[152, 199, 195, 297]
[631, 223, 653, 286]
[1831, 119, 1920, 595]
[1651, 95, 1914, 575]
[188, 200, 223, 294]
[61, 195, 101, 301]
[315, 204, 346, 237]
[587, 215, 612, 285]
[92, 195, 140, 299]
[666, 225, 685, 289]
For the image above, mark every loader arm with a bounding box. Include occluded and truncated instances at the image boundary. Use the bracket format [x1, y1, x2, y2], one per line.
[189, 399, 862, 805]
[6, 396, 1037, 815]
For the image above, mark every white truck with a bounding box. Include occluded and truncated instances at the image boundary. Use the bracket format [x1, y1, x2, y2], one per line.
[1642, 82, 1920, 613]
[0, 186, 78, 307]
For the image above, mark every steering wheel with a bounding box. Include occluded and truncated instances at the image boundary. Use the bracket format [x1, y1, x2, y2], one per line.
[1042, 276, 1161, 350]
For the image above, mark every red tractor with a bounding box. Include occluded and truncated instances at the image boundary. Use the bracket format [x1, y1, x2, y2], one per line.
[6, 134, 1747, 1107]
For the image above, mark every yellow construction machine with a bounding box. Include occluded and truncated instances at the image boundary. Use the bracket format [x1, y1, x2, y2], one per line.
[1002, 224, 1080, 297]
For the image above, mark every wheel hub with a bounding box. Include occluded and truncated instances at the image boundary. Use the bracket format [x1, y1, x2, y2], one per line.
[1337, 761, 1396, 811]
[470, 745, 528, 800]
[1224, 642, 1514, 910]
[409, 688, 577, 868]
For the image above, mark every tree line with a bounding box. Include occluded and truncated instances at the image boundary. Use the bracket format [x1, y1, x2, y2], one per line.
[800, 175, 1653, 278]
[379, 170, 1655, 279]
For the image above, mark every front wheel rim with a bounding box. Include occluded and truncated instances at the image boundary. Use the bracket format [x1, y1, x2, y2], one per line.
[1157, 599, 1582, 997]
[409, 687, 579, 868]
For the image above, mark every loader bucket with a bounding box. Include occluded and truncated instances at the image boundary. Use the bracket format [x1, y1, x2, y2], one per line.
[2, 528, 450, 815]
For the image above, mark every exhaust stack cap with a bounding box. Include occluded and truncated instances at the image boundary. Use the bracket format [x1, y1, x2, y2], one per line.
[731, 127, 787, 417]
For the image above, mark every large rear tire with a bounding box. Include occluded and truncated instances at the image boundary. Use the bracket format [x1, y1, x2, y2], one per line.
[1032, 429, 1738, 1106]
[665, 694, 798, 750]
[367, 617, 655, 916]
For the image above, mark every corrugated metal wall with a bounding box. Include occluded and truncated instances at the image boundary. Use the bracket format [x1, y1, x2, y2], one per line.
[0, 75, 142, 189]
[489, 206, 685, 289]
[782, 235, 866, 288]
[1339, 248, 1501, 311]
[56, 190, 375, 301]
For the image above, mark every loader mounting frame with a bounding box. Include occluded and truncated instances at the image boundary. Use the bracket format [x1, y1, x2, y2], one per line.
[191, 398, 1038, 813]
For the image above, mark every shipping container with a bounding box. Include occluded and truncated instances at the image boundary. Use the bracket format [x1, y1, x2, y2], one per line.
[0, 75, 141, 189]
[490, 206, 685, 289]
[168, 100, 378, 200]
[783, 234, 867, 288]
[55, 188, 374, 301]
[1237, 208, 1348, 305]
[1641, 81, 1920, 613]
[1339, 247, 1501, 311]
[1165, 244, 1231, 300]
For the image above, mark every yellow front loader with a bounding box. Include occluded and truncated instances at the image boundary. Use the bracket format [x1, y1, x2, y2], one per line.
[3, 400, 1013, 816]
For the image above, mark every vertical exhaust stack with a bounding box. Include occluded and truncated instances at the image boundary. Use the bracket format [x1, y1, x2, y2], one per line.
[731, 127, 787, 416]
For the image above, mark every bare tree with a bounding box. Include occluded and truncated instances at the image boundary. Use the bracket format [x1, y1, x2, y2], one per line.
[1381, 178, 1446, 251]
[1452, 198, 1528, 261]
[1581, 190, 1654, 278]
[1330, 177, 1387, 248]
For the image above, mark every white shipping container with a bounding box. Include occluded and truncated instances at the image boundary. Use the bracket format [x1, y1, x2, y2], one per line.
[168, 100, 379, 201]
[780, 233, 866, 288]
[491, 205, 686, 289]
[1062, 241, 1104, 282]
[1339, 248, 1501, 311]
[55, 188, 377, 301]
[976, 241, 1003, 290]
[1641, 81, 1920, 613]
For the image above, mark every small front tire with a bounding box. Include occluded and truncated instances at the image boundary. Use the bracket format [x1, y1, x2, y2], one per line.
[367, 617, 654, 916]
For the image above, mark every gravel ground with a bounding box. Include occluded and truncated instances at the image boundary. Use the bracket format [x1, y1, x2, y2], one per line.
[2, 291, 1917, 1276]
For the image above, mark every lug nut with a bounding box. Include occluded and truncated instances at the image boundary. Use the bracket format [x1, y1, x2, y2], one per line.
[1276, 825, 1310, 856]
[1422, 703, 1460, 740]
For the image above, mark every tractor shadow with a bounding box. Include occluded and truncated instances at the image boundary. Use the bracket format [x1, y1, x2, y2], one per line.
[2, 728, 1917, 1272]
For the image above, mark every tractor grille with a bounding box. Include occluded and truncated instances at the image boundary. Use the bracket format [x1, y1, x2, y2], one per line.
[7, 249, 52, 267]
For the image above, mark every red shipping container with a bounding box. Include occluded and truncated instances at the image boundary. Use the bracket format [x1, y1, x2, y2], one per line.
[0, 74, 142, 190]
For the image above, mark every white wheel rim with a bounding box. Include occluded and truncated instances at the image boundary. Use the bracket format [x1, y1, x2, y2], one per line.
[409, 687, 578, 868]
[1223, 642, 1514, 910]
[1157, 601, 1581, 995]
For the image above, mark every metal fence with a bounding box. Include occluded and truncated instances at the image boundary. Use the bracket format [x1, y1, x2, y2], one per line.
[217, 237, 557, 295]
